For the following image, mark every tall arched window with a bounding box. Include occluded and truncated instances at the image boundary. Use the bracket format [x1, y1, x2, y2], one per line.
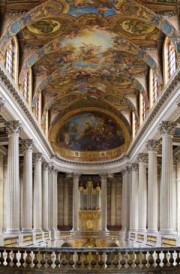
[167, 40, 176, 78]
[5, 40, 14, 77]
[5, 36, 19, 84]
[163, 37, 177, 84]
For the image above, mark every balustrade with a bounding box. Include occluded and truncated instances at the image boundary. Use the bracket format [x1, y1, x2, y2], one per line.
[0, 246, 179, 271]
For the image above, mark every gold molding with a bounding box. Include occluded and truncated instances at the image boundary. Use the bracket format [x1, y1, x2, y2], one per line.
[49, 107, 131, 161]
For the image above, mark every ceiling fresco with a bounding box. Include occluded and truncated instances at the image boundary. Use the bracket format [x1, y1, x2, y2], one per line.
[0, 0, 179, 161]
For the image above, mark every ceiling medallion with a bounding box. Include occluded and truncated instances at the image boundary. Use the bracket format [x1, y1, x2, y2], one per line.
[121, 19, 155, 35]
[27, 20, 61, 35]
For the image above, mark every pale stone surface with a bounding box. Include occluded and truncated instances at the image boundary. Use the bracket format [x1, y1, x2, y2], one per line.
[33, 152, 42, 232]
[130, 163, 139, 231]
[21, 139, 33, 232]
[159, 121, 176, 234]
[137, 153, 148, 232]
[42, 162, 49, 231]
[146, 140, 159, 233]
[5, 120, 21, 233]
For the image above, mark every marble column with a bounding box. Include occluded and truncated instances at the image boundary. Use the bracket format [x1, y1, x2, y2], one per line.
[0, 155, 3, 234]
[146, 139, 159, 233]
[48, 166, 53, 231]
[177, 154, 180, 235]
[3, 157, 8, 231]
[52, 169, 58, 231]
[21, 139, 33, 232]
[137, 153, 147, 232]
[42, 162, 49, 231]
[33, 152, 42, 232]
[159, 121, 176, 234]
[5, 120, 21, 233]
[101, 174, 108, 231]
[111, 178, 116, 226]
[130, 163, 139, 231]
[64, 178, 69, 226]
[121, 167, 131, 235]
[72, 173, 80, 231]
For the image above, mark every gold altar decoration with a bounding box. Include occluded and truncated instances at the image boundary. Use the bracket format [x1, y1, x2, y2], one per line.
[79, 210, 101, 232]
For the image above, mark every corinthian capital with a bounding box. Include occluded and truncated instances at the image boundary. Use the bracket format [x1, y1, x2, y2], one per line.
[0, 97, 5, 110]
[131, 163, 139, 172]
[21, 139, 33, 151]
[146, 139, 159, 152]
[158, 121, 176, 135]
[33, 152, 42, 163]
[42, 162, 49, 170]
[5, 120, 21, 135]
[137, 153, 148, 163]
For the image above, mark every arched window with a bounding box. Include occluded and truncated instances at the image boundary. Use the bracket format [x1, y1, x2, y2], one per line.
[163, 37, 177, 84]
[142, 96, 146, 121]
[149, 69, 159, 109]
[5, 36, 19, 84]
[5, 40, 14, 77]
[152, 73, 158, 103]
[167, 40, 176, 78]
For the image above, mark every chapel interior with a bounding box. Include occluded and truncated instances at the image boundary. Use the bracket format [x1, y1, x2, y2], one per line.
[0, 0, 179, 273]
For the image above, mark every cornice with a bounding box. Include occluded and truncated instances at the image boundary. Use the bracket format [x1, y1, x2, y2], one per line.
[0, 62, 179, 173]
[0, 63, 54, 158]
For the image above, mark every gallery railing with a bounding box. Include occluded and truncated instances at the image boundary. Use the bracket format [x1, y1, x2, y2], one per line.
[0, 246, 179, 271]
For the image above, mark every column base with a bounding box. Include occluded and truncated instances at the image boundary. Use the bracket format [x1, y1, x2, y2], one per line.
[147, 229, 158, 234]
[21, 228, 33, 233]
[51, 229, 60, 240]
[5, 228, 20, 235]
[33, 228, 42, 233]
[159, 229, 177, 235]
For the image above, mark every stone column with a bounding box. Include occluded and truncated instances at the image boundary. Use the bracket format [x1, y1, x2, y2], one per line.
[48, 166, 53, 231]
[72, 173, 80, 231]
[21, 139, 33, 232]
[111, 178, 116, 226]
[0, 155, 3, 234]
[146, 139, 159, 233]
[33, 153, 42, 232]
[121, 167, 131, 236]
[137, 153, 148, 232]
[64, 178, 69, 226]
[130, 163, 139, 231]
[101, 174, 108, 231]
[5, 121, 21, 233]
[42, 162, 49, 231]
[177, 154, 180, 235]
[52, 169, 58, 231]
[159, 121, 176, 234]
[3, 157, 8, 231]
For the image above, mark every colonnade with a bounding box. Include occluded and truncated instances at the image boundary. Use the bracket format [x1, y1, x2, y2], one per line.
[1, 120, 59, 237]
[122, 120, 178, 235]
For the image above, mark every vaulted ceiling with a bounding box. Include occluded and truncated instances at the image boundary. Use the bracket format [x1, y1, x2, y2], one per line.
[0, 0, 179, 161]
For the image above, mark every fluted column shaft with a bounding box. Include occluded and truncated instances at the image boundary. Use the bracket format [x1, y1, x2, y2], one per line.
[101, 174, 108, 231]
[48, 167, 53, 231]
[33, 153, 42, 232]
[159, 121, 176, 234]
[130, 164, 139, 231]
[72, 174, 80, 231]
[177, 154, 180, 235]
[64, 179, 69, 226]
[121, 167, 131, 231]
[111, 179, 116, 226]
[42, 163, 49, 231]
[137, 154, 147, 231]
[22, 139, 33, 232]
[52, 169, 58, 230]
[146, 140, 159, 233]
[0, 155, 3, 234]
[5, 121, 21, 233]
